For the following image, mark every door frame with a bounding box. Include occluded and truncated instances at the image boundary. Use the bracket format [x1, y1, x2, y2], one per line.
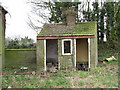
[75, 38, 91, 71]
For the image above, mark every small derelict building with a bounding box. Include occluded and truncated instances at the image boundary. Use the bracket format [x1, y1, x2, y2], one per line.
[37, 8, 98, 73]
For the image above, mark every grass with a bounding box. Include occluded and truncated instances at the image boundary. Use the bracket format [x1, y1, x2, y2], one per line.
[2, 48, 119, 88]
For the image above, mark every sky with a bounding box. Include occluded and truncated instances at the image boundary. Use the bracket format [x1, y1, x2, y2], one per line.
[0, 0, 38, 42]
[0, 0, 91, 43]
[0, 0, 109, 42]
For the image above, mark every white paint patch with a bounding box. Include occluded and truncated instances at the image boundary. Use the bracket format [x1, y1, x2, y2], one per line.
[88, 38, 90, 70]
[44, 40, 46, 71]
[74, 39, 76, 71]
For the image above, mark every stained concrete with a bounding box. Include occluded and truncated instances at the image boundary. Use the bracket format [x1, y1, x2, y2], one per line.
[0, 6, 7, 89]
[5, 49, 36, 68]
[90, 24, 98, 68]
[36, 40, 45, 73]
[58, 39, 75, 71]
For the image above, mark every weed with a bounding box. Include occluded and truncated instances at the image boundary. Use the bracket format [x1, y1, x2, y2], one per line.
[79, 81, 84, 86]
[57, 78, 68, 87]
[2, 48, 118, 88]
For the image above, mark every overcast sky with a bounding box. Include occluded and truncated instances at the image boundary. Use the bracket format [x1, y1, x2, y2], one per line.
[0, 0, 90, 43]
[0, 0, 113, 42]
[0, 0, 38, 42]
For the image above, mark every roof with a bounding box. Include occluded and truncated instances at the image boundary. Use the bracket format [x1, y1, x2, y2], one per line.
[37, 21, 97, 37]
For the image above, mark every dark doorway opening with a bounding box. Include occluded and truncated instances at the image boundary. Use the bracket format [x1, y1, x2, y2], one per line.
[46, 39, 58, 73]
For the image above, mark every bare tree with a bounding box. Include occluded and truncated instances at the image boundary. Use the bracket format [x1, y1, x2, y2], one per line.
[27, 0, 91, 33]
[27, 0, 57, 34]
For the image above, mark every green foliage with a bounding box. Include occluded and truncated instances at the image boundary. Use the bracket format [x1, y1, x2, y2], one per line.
[98, 43, 119, 62]
[50, 71, 73, 78]
[79, 72, 89, 78]
[2, 64, 118, 88]
[79, 81, 84, 86]
[7, 38, 20, 49]
[6, 36, 36, 49]
[30, 1, 120, 49]
[49, 2, 81, 23]
[3, 41, 119, 88]
[82, 1, 120, 49]
[57, 78, 68, 87]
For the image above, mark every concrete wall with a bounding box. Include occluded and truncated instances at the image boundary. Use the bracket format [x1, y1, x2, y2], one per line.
[5, 49, 36, 68]
[0, 7, 2, 90]
[90, 23, 98, 68]
[58, 39, 75, 71]
[0, 7, 6, 68]
[0, 6, 7, 89]
[37, 40, 45, 73]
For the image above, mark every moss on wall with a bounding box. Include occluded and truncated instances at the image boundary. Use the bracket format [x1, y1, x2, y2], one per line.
[60, 55, 74, 70]
[6, 48, 36, 51]
[58, 39, 74, 71]
[90, 23, 98, 69]
[0, 10, 2, 72]
[0, 12, 2, 53]
[5, 49, 36, 68]
[36, 22, 98, 72]
[2, 12, 5, 66]
[0, 8, 6, 70]
[36, 40, 45, 74]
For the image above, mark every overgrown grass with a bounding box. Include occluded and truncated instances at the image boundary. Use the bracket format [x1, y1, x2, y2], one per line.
[2, 48, 118, 88]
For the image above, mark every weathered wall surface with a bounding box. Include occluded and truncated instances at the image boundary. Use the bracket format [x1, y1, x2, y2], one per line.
[90, 23, 98, 68]
[37, 39, 75, 72]
[0, 8, 2, 89]
[0, 8, 6, 67]
[58, 39, 75, 71]
[0, 8, 2, 70]
[5, 49, 36, 68]
[0, 7, 7, 89]
[37, 40, 45, 73]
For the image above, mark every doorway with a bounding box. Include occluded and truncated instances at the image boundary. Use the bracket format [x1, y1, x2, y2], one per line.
[76, 38, 89, 71]
[46, 39, 58, 72]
